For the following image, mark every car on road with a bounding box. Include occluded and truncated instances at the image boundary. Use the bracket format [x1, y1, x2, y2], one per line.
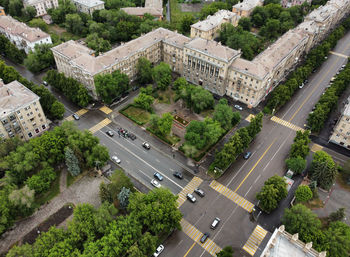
[186, 193, 196, 203]
[299, 83, 304, 89]
[42, 81, 48, 86]
[153, 244, 164, 257]
[128, 133, 136, 140]
[118, 128, 128, 137]
[200, 233, 210, 243]
[173, 171, 183, 179]
[111, 155, 121, 164]
[72, 114, 80, 120]
[154, 172, 163, 181]
[194, 188, 205, 197]
[106, 130, 114, 137]
[211, 217, 221, 229]
[243, 151, 252, 159]
[234, 104, 243, 111]
[151, 179, 161, 188]
[142, 142, 150, 150]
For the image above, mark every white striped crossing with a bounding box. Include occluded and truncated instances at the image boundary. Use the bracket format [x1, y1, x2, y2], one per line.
[271, 116, 304, 132]
[243, 225, 268, 256]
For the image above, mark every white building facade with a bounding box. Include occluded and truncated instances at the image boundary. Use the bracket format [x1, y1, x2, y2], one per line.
[23, 0, 59, 16]
[72, 0, 104, 15]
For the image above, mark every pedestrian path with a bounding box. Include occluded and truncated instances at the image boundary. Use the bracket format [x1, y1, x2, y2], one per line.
[271, 116, 305, 132]
[209, 180, 254, 213]
[311, 143, 323, 152]
[329, 51, 349, 59]
[177, 176, 203, 207]
[180, 219, 222, 256]
[245, 114, 255, 122]
[100, 106, 113, 114]
[89, 118, 111, 134]
[242, 225, 268, 256]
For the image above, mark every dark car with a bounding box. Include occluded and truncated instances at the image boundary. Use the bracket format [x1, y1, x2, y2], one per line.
[194, 188, 205, 197]
[122, 91, 129, 98]
[200, 233, 210, 243]
[132, 85, 140, 91]
[128, 133, 136, 140]
[72, 114, 80, 120]
[173, 171, 183, 179]
[106, 130, 114, 137]
[142, 142, 150, 150]
[243, 151, 252, 160]
[154, 172, 163, 181]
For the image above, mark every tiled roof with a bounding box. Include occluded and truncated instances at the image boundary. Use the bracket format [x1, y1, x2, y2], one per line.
[191, 10, 237, 31]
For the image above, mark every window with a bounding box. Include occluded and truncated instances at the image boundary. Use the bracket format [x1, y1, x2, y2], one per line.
[17, 110, 20, 114]
[35, 128, 40, 134]
[33, 102, 36, 106]
[28, 132, 33, 137]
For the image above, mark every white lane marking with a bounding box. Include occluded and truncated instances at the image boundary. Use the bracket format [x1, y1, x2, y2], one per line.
[244, 185, 253, 197]
[125, 160, 130, 164]
[97, 131, 184, 190]
[226, 158, 249, 187]
[177, 240, 183, 246]
[253, 174, 261, 185]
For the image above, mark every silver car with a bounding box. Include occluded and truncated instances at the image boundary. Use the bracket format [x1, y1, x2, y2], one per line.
[234, 104, 243, 111]
[111, 155, 121, 164]
[151, 179, 161, 188]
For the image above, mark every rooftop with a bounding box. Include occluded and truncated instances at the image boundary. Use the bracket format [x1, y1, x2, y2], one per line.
[343, 95, 350, 116]
[0, 80, 39, 119]
[185, 37, 240, 62]
[296, 20, 319, 34]
[72, 0, 104, 7]
[231, 58, 269, 80]
[232, 0, 263, 11]
[260, 226, 326, 257]
[51, 40, 94, 60]
[191, 10, 237, 31]
[329, 0, 350, 9]
[121, 7, 163, 17]
[0, 5, 3, 9]
[305, 4, 338, 23]
[0, 15, 50, 43]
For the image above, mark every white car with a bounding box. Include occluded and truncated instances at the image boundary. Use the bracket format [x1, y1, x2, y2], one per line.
[111, 155, 121, 164]
[151, 179, 161, 188]
[153, 244, 164, 257]
[234, 104, 243, 111]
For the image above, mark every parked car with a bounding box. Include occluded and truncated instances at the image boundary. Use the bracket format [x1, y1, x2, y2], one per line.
[151, 179, 161, 188]
[194, 188, 205, 197]
[243, 151, 252, 160]
[72, 114, 80, 120]
[118, 128, 128, 137]
[128, 133, 136, 140]
[142, 142, 151, 150]
[153, 244, 164, 257]
[200, 233, 210, 243]
[154, 172, 163, 181]
[186, 193, 196, 203]
[211, 217, 221, 229]
[299, 83, 304, 89]
[173, 171, 183, 179]
[111, 155, 121, 164]
[42, 81, 48, 86]
[234, 104, 243, 111]
[106, 130, 114, 137]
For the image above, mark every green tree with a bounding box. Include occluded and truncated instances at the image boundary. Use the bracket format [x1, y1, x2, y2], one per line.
[6, 243, 33, 257]
[157, 112, 173, 136]
[128, 244, 145, 257]
[256, 184, 279, 213]
[238, 17, 252, 31]
[260, 19, 281, 39]
[295, 185, 313, 202]
[265, 175, 288, 201]
[117, 187, 131, 209]
[179, 13, 195, 34]
[24, 44, 55, 73]
[329, 208, 346, 222]
[0, 187, 15, 235]
[8, 185, 35, 216]
[139, 232, 158, 255]
[173, 77, 188, 91]
[217, 246, 234, 257]
[199, 2, 228, 20]
[213, 98, 236, 130]
[310, 151, 337, 190]
[152, 62, 172, 90]
[247, 112, 263, 138]
[25, 165, 57, 194]
[95, 70, 130, 105]
[285, 156, 306, 174]
[65, 13, 84, 35]
[86, 33, 111, 54]
[65, 147, 81, 176]
[0, 35, 26, 64]
[136, 57, 153, 85]
[28, 18, 49, 32]
[322, 221, 350, 257]
[48, 0, 77, 24]
[8, 0, 23, 17]
[133, 93, 154, 111]
[22, 6, 36, 21]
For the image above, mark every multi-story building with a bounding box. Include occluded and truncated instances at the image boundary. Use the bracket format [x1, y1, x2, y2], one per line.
[0, 79, 49, 140]
[0, 15, 52, 54]
[121, 7, 163, 20]
[23, 0, 58, 16]
[232, 0, 263, 17]
[260, 225, 326, 257]
[0, 6, 5, 16]
[72, 0, 104, 15]
[281, 0, 312, 8]
[329, 96, 350, 149]
[190, 10, 239, 40]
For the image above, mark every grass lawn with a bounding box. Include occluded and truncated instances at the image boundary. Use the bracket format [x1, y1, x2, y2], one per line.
[48, 24, 80, 41]
[304, 196, 324, 209]
[170, 0, 200, 29]
[34, 170, 61, 207]
[157, 88, 175, 104]
[67, 172, 76, 187]
[121, 105, 151, 125]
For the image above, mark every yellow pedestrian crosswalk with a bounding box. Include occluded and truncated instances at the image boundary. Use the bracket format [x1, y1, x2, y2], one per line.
[209, 180, 254, 213]
[271, 116, 305, 132]
[243, 225, 268, 256]
[329, 51, 349, 59]
[245, 114, 255, 122]
[180, 219, 222, 256]
[311, 143, 323, 152]
[76, 109, 88, 116]
[177, 176, 203, 207]
[89, 118, 111, 134]
[65, 116, 74, 121]
[100, 106, 113, 114]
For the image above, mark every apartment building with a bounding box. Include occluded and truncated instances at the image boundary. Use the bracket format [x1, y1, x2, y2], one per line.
[329, 96, 350, 149]
[190, 10, 239, 40]
[121, 7, 163, 20]
[72, 0, 104, 15]
[23, 0, 58, 16]
[232, 0, 263, 17]
[0, 6, 5, 16]
[0, 79, 49, 140]
[280, 0, 312, 8]
[0, 16, 52, 54]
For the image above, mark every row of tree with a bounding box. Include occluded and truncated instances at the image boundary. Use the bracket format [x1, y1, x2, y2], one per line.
[24, 44, 56, 73]
[210, 112, 263, 172]
[307, 62, 350, 132]
[283, 204, 350, 257]
[0, 35, 26, 64]
[265, 16, 350, 113]
[7, 184, 182, 257]
[0, 61, 65, 120]
[285, 130, 310, 174]
[44, 70, 91, 107]
[0, 122, 109, 235]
